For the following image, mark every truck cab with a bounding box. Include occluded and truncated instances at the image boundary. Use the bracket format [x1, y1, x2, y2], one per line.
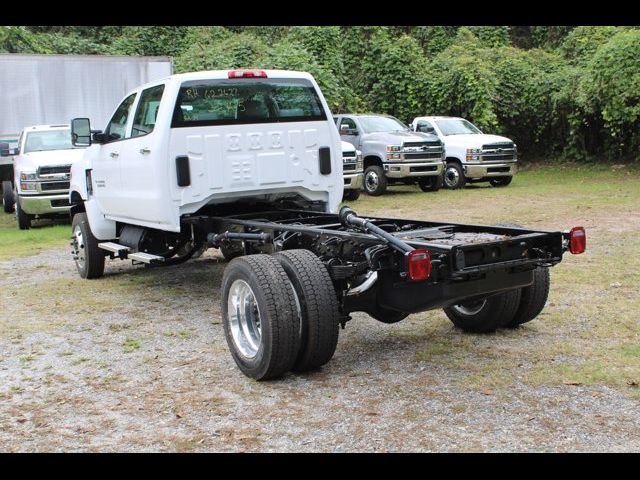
[334, 114, 445, 196]
[411, 116, 517, 189]
[0, 124, 86, 229]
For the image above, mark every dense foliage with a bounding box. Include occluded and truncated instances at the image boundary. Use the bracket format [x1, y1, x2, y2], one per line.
[1, 25, 638, 161]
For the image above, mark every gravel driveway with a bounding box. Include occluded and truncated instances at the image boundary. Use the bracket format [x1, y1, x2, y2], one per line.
[1, 242, 639, 452]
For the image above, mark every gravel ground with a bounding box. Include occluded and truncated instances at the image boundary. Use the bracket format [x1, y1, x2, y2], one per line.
[1, 242, 639, 452]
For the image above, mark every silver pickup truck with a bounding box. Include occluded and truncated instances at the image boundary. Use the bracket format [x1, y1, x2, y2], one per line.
[334, 114, 445, 196]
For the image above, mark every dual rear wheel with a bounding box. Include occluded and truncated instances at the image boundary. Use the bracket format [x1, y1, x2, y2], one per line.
[221, 249, 340, 380]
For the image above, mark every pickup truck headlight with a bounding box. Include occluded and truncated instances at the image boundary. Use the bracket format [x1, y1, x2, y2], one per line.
[386, 145, 401, 152]
[466, 148, 481, 155]
[387, 153, 401, 160]
[20, 172, 37, 181]
[20, 182, 38, 191]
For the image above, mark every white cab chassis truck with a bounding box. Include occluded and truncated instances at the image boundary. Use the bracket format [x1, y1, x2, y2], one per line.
[69, 70, 585, 381]
[0, 125, 86, 229]
[411, 116, 517, 189]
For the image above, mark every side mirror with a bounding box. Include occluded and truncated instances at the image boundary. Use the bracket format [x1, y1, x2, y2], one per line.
[0, 142, 10, 157]
[340, 124, 350, 134]
[71, 118, 92, 147]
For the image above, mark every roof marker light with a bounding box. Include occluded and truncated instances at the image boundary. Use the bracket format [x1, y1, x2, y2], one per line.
[228, 70, 268, 79]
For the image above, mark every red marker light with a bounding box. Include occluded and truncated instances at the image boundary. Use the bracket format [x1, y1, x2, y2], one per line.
[228, 70, 268, 79]
[407, 249, 431, 282]
[569, 226, 586, 254]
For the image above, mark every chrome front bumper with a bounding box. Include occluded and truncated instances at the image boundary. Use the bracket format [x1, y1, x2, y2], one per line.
[18, 193, 71, 215]
[464, 161, 518, 178]
[344, 171, 364, 190]
[384, 161, 444, 179]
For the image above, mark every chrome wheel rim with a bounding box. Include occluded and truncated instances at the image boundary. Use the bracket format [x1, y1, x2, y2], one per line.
[452, 299, 487, 316]
[444, 167, 460, 188]
[227, 279, 262, 359]
[72, 224, 86, 270]
[365, 170, 379, 192]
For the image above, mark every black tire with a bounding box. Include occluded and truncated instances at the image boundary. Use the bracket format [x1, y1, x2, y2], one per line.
[343, 189, 361, 201]
[443, 162, 466, 189]
[71, 212, 105, 279]
[418, 175, 443, 192]
[363, 165, 387, 196]
[444, 289, 522, 333]
[220, 242, 244, 261]
[505, 266, 550, 328]
[490, 176, 513, 187]
[15, 200, 31, 230]
[274, 249, 340, 372]
[2, 180, 15, 213]
[221, 254, 300, 380]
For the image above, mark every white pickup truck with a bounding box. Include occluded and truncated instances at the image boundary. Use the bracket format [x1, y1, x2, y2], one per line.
[410, 116, 517, 189]
[68, 69, 585, 381]
[0, 124, 85, 229]
[341, 140, 363, 201]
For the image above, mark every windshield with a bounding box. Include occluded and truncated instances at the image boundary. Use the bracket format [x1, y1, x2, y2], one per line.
[434, 118, 482, 136]
[359, 116, 409, 134]
[172, 78, 326, 127]
[24, 129, 79, 153]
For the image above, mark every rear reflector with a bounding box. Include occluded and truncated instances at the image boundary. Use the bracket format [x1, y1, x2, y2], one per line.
[228, 70, 268, 79]
[407, 249, 431, 282]
[569, 226, 586, 254]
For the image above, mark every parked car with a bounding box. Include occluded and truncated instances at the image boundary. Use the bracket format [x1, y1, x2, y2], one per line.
[341, 140, 363, 201]
[410, 116, 517, 189]
[335, 114, 444, 196]
[67, 69, 585, 381]
[0, 124, 86, 229]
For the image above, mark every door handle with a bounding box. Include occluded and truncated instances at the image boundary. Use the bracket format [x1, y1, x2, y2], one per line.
[109, 152, 119, 158]
[139, 147, 151, 154]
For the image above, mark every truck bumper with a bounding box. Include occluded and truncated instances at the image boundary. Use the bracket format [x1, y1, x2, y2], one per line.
[19, 193, 71, 216]
[464, 161, 517, 179]
[344, 172, 364, 190]
[384, 161, 444, 179]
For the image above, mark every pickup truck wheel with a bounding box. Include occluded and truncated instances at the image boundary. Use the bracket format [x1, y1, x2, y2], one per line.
[444, 289, 522, 333]
[15, 201, 31, 230]
[490, 176, 513, 187]
[506, 266, 550, 328]
[363, 166, 387, 196]
[443, 162, 466, 189]
[343, 189, 361, 201]
[2, 181, 15, 213]
[220, 242, 244, 261]
[274, 249, 340, 372]
[71, 212, 105, 279]
[418, 175, 443, 192]
[221, 254, 300, 380]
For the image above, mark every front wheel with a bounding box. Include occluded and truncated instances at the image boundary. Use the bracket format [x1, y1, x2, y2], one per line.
[490, 176, 513, 187]
[221, 254, 300, 380]
[2, 181, 15, 213]
[418, 175, 443, 192]
[343, 189, 361, 201]
[363, 165, 387, 196]
[71, 212, 105, 279]
[444, 289, 521, 333]
[443, 162, 466, 189]
[15, 201, 31, 230]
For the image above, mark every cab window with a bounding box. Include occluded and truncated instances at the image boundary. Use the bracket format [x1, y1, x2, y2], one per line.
[340, 117, 357, 132]
[105, 93, 137, 142]
[131, 85, 165, 137]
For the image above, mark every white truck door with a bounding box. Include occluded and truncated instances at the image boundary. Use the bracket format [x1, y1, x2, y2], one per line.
[92, 93, 137, 216]
[117, 84, 166, 223]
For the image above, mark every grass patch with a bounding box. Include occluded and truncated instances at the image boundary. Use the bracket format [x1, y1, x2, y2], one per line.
[0, 213, 70, 260]
[122, 338, 141, 353]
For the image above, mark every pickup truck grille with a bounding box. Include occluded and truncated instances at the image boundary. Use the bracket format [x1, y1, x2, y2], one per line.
[481, 143, 516, 161]
[40, 181, 70, 191]
[342, 151, 357, 159]
[38, 165, 72, 176]
[404, 152, 443, 160]
[343, 163, 357, 171]
[403, 141, 441, 148]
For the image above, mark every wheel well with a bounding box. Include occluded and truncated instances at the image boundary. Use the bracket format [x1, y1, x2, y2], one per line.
[446, 157, 462, 165]
[363, 155, 383, 169]
[70, 191, 85, 217]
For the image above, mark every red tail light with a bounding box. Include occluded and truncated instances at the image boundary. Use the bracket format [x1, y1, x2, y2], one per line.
[407, 249, 431, 282]
[569, 226, 586, 254]
[228, 70, 268, 79]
